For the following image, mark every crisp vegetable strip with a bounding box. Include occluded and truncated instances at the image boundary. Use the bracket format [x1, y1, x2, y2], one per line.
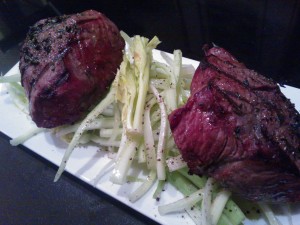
[10, 125, 45, 146]
[150, 83, 168, 180]
[129, 170, 157, 202]
[54, 87, 116, 182]
[158, 188, 204, 215]
[259, 203, 282, 225]
[211, 189, 231, 225]
[0, 73, 21, 83]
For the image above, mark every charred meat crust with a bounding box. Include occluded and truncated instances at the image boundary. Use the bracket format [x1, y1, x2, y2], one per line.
[19, 10, 125, 128]
[169, 46, 300, 202]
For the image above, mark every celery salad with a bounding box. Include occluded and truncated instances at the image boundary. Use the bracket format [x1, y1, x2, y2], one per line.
[1, 32, 287, 225]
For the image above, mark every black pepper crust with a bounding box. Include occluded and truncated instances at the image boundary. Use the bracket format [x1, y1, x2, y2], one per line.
[19, 10, 125, 128]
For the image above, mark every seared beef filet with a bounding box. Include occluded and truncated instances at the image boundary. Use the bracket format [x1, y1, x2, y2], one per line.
[20, 10, 124, 128]
[169, 45, 300, 202]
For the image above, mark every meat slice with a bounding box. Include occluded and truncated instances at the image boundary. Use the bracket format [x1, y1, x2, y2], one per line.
[169, 45, 300, 202]
[19, 10, 125, 128]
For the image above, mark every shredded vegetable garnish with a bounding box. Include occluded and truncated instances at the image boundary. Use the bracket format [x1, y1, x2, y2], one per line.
[259, 203, 283, 225]
[10, 125, 45, 146]
[158, 188, 204, 215]
[0, 73, 21, 83]
[54, 87, 116, 182]
[129, 170, 157, 203]
[2, 32, 282, 225]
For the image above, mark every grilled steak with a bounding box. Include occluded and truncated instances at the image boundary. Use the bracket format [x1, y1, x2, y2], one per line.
[20, 10, 124, 128]
[169, 45, 300, 202]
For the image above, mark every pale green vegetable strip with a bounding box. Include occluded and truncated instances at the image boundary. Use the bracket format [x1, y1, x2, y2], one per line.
[132, 36, 160, 135]
[114, 51, 136, 134]
[222, 199, 245, 225]
[129, 170, 156, 202]
[185, 205, 203, 225]
[151, 61, 172, 78]
[120, 31, 134, 64]
[166, 136, 176, 151]
[99, 128, 122, 138]
[165, 50, 182, 112]
[178, 167, 207, 188]
[166, 155, 187, 172]
[283, 204, 293, 225]
[143, 97, 157, 170]
[6, 82, 28, 112]
[101, 106, 114, 117]
[149, 106, 162, 125]
[117, 58, 136, 132]
[90, 136, 121, 147]
[0, 73, 21, 83]
[54, 87, 116, 182]
[77, 133, 93, 144]
[8, 82, 25, 96]
[110, 141, 138, 184]
[259, 203, 282, 225]
[152, 180, 166, 200]
[168, 171, 239, 225]
[217, 214, 234, 225]
[164, 88, 177, 113]
[172, 50, 182, 88]
[202, 177, 214, 225]
[168, 171, 198, 196]
[55, 117, 115, 137]
[107, 103, 122, 143]
[150, 78, 169, 90]
[137, 143, 146, 163]
[174, 50, 184, 107]
[92, 159, 115, 186]
[160, 51, 174, 66]
[10, 126, 45, 146]
[126, 176, 145, 183]
[150, 84, 168, 180]
[158, 188, 204, 215]
[211, 189, 231, 225]
[181, 64, 196, 78]
[120, 30, 133, 47]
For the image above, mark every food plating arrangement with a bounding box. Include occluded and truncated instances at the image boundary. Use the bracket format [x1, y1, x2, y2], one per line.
[1, 9, 300, 225]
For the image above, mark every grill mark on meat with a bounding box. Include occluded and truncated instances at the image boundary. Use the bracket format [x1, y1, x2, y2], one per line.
[39, 70, 70, 99]
[206, 55, 277, 91]
[258, 127, 300, 176]
[169, 45, 300, 202]
[205, 60, 287, 117]
[20, 10, 125, 128]
[27, 45, 71, 100]
[76, 17, 100, 25]
[53, 47, 71, 62]
[27, 64, 50, 100]
[212, 84, 245, 115]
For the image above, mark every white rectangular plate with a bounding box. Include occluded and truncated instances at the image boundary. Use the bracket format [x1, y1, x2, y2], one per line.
[1, 50, 300, 225]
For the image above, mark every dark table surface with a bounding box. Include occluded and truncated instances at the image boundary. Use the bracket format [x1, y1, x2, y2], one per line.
[1, 1, 300, 225]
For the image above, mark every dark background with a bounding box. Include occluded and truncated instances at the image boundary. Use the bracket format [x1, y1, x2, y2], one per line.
[0, 0, 300, 224]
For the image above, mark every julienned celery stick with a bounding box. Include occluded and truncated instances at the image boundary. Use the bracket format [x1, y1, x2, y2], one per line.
[6, 82, 28, 112]
[178, 167, 207, 188]
[168, 171, 245, 225]
[223, 200, 246, 225]
[0, 73, 21, 83]
[168, 171, 199, 197]
[153, 180, 166, 200]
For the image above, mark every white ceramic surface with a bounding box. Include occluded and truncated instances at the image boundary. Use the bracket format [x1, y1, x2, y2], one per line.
[1, 50, 300, 225]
